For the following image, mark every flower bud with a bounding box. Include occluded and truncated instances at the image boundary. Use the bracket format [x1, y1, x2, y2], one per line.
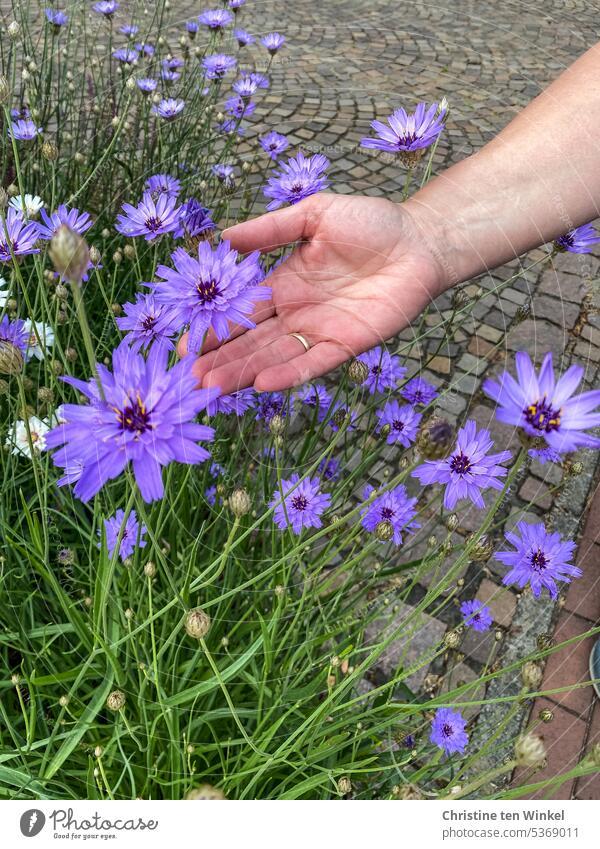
[337, 776, 352, 795]
[444, 630, 461, 650]
[538, 708, 553, 723]
[268, 413, 285, 436]
[375, 520, 394, 542]
[143, 560, 156, 578]
[89, 245, 101, 265]
[0, 75, 10, 105]
[0, 340, 24, 375]
[49, 224, 90, 283]
[228, 488, 251, 517]
[467, 532, 494, 563]
[185, 784, 226, 800]
[7, 183, 18, 197]
[515, 300, 532, 323]
[416, 416, 453, 459]
[521, 660, 543, 690]
[123, 244, 135, 260]
[7, 21, 20, 39]
[106, 690, 126, 712]
[184, 607, 211, 640]
[536, 633, 553, 652]
[451, 288, 470, 310]
[445, 512, 459, 531]
[347, 358, 369, 384]
[41, 140, 59, 160]
[514, 733, 546, 768]
[0, 187, 8, 210]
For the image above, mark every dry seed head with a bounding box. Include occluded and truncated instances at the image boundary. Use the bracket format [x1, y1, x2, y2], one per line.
[228, 487, 251, 517]
[521, 660, 543, 690]
[184, 607, 211, 640]
[106, 690, 126, 712]
[337, 776, 352, 795]
[7, 21, 20, 39]
[444, 630, 461, 650]
[185, 784, 226, 800]
[347, 358, 369, 384]
[0, 340, 24, 375]
[514, 733, 546, 768]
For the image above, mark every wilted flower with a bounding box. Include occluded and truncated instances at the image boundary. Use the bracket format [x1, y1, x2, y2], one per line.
[9, 119, 42, 141]
[263, 151, 330, 211]
[495, 521, 579, 599]
[355, 346, 406, 394]
[38, 204, 92, 240]
[45, 340, 219, 503]
[360, 484, 419, 545]
[198, 9, 234, 29]
[270, 474, 331, 534]
[554, 222, 600, 254]
[261, 32, 286, 54]
[6, 416, 50, 457]
[100, 509, 147, 562]
[259, 131, 289, 160]
[115, 192, 180, 241]
[412, 420, 512, 510]
[400, 377, 438, 407]
[483, 351, 600, 452]
[202, 54, 237, 80]
[149, 240, 270, 353]
[460, 600, 493, 632]
[0, 208, 40, 262]
[116, 292, 180, 352]
[361, 101, 446, 166]
[430, 707, 468, 755]
[375, 400, 421, 447]
[152, 98, 185, 120]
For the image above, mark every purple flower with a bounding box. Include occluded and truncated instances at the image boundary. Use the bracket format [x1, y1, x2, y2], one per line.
[412, 420, 512, 510]
[162, 57, 185, 70]
[234, 29, 254, 46]
[483, 351, 600, 452]
[460, 600, 493, 633]
[116, 292, 180, 352]
[37, 204, 93, 240]
[135, 42, 155, 56]
[161, 70, 181, 84]
[206, 388, 256, 416]
[360, 484, 419, 545]
[212, 163, 235, 189]
[356, 346, 406, 394]
[494, 522, 580, 599]
[0, 208, 40, 263]
[202, 54, 237, 80]
[152, 99, 185, 120]
[113, 48, 138, 64]
[375, 400, 421, 447]
[100, 509, 147, 562]
[45, 8, 68, 27]
[401, 376, 438, 407]
[554, 222, 600, 254]
[229, 0, 246, 9]
[149, 240, 270, 353]
[0, 315, 28, 356]
[119, 24, 139, 36]
[361, 101, 446, 155]
[430, 708, 468, 755]
[186, 20, 199, 35]
[270, 474, 331, 534]
[297, 383, 332, 418]
[263, 151, 330, 211]
[232, 76, 259, 98]
[115, 192, 181, 241]
[45, 340, 219, 503]
[255, 392, 286, 424]
[205, 485, 218, 506]
[92, 1, 119, 16]
[259, 131, 289, 160]
[9, 119, 42, 141]
[145, 173, 181, 199]
[261, 32, 286, 54]
[528, 446, 563, 465]
[318, 457, 340, 482]
[137, 78, 157, 94]
[242, 72, 269, 90]
[199, 9, 233, 29]
[224, 95, 256, 119]
[174, 199, 215, 240]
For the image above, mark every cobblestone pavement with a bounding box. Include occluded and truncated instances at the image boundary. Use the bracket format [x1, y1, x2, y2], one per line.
[170, 1, 600, 794]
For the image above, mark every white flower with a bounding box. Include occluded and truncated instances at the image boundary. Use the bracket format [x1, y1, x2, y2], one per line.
[6, 416, 50, 458]
[0, 277, 9, 308]
[23, 320, 55, 361]
[8, 194, 44, 218]
[53, 404, 67, 425]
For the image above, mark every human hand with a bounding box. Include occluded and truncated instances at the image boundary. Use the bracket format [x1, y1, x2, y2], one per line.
[178, 193, 449, 393]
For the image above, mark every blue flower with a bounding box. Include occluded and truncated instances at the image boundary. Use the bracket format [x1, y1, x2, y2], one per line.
[430, 708, 468, 755]
[270, 474, 331, 534]
[115, 193, 181, 241]
[375, 400, 421, 447]
[116, 293, 180, 353]
[460, 600, 493, 632]
[100, 509, 147, 562]
[356, 346, 406, 394]
[263, 151, 330, 211]
[554, 223, 600, 254]
[360, 484, 419, 545]
[495, 522, 580, 599]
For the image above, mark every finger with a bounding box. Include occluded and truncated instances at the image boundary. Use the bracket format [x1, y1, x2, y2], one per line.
[222, 195, 325, 254]
[255, 342, 351, 392]
[200, 334, 314, 394]
[177, 293, 276, 358]
[190, 318, 283, 384]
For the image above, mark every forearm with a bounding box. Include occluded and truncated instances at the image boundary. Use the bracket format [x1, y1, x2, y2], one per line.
[406, 41, 600, 291]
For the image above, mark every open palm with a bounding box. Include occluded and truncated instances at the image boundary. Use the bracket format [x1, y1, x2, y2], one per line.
[179, 193, 446, 393]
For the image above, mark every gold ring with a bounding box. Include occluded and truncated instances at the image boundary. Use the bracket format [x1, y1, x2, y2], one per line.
[288, 332, 311, 352]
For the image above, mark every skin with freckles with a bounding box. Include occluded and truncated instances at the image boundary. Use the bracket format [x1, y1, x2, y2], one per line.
[179, 42, 600, 393]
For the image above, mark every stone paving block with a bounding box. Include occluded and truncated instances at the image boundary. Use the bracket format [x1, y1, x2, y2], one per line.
[540, 610, 596, 716]
[574, 700, 600, 798]
[439, 662, 487, 720]
[518, 476, 553, 511]
[564, 539, 600, 623]
[475, 578, 517, 628]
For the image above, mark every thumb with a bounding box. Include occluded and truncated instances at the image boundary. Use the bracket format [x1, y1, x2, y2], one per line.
[222, 194, 324, 254]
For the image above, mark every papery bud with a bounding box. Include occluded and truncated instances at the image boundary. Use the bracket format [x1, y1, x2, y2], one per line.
[0, 75, 10, 105]
[0, 340, 24, 375]
[7, 21, 20, 39]
[514, 733, 546, 768]
[49, 224, 90, 283]
[0, 187, 8, 210]
[332, 406, 351, 430]
[7, 183, 18, 197]
[89, 245, 101, 265]
[444, 630, 461, 650]
[393, 783, 423, 800]
[228, 488, 251, 517]
[347, 358, 369, 384]
[106, 690, 126, 712]
[467, 532, 494, 563]
[337, 776, 352, 795]
[515, 300, 532, 323]
[74, 151, 85, 165]
[538, 708, 553, 723]
[445, 512, 459, 531]
[375, 520, 394, 542]
[42, 140, 59, 161]
[452, 288, 470, 310]
[143, 560, 156, 578]
[521, 660, 543, 690]
[37, 386, 54, 404]
[0, 379, 9, 395]
[185, 784, 226, 800]
[416, 416, 454, 460]
[184, 607, 211, 640]
[536, 633, 553, 651]
[113, 250, 123, 264]
[123, 244, 135, 260]
[268, 413, 285, 436]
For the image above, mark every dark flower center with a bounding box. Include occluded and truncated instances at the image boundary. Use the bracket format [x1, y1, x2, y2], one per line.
[397, 132, 418, 147]
[196, 277, 220, 303]
[380, 506, 395, 520]
[529, 547, 548, 572]
[116, 394, 151, 434]
[291, 494, 308, 511]
[442, 723, 454, 738]
[524, 396, 561, 433]
[142, 314, 157, 331]
[392, 419, 405, 432]
[144, 216, 163, 232]
[450, 452, 472, 475]
[289, 181, 305, 195]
